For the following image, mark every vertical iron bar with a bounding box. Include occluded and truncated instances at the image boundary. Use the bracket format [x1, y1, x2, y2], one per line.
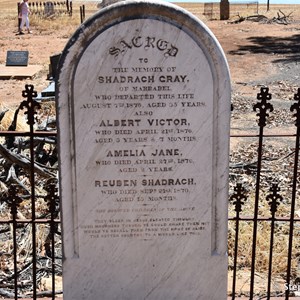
[231, 217, 239, 300]
[12, 190, 18, 300]
[50, 182, 57, 300]
[20, 85, 39, 299]
[12, 212, 18, 300]
[52, 217, 55, 300]
[286, 89, 300, 299]
[266, 184, 283, 299]
[285, 132, 299, 298]
[250, 87, 273, 299]
[267, 211, 275, 299]
[30, 94, 37, 300]
[45, 180, 59, 300]
[230, 183, 247, 300]
[8, 185, 22, 300]
[249, 125, 263, 299]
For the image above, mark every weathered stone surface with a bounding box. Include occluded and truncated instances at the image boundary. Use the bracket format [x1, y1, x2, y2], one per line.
[57, 1, 231, 299]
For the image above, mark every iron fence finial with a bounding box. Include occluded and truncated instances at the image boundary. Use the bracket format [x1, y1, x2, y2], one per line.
[253, 87, 273, 127]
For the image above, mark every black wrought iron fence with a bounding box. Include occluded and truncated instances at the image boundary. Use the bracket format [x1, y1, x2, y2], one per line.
[0, 85, 60, 299]
[229, 87, 300, 299]
[0, 85, 299, 299]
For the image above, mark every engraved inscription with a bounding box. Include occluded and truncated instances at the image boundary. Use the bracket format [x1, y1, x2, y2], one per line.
[109, 34, 179, 58]
[73, 20, 213, 243]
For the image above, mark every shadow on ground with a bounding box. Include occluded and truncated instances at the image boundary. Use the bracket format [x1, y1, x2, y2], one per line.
[229, 33, 300, 64]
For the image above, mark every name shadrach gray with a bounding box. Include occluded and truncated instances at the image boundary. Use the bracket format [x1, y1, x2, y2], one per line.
[97, 75, 187, 84]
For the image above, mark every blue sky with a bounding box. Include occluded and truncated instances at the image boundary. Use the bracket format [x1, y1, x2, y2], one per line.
[169, 0, 300, 4]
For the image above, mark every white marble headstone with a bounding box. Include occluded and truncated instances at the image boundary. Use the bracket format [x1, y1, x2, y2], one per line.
[57, 1, 231, 299]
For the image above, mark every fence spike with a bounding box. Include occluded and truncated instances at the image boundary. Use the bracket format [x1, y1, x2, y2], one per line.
[266, 183, 283, 215]
[45, 179, 60, 221]
[253, 87, 273, 127]
[19, 84, 40, 126]
[230, 183, 247, 213]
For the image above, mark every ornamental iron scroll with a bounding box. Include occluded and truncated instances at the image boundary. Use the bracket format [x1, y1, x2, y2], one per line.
[266, 183, 283, 296]
[19, 84, 40, 126]
[253, 87, 273, 127]
[45, 179, 60, 226]
[230, 183, 247, 214]
[266, 183, 283, 216]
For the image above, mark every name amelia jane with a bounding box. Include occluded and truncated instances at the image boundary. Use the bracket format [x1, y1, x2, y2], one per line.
[106, 148, 180, 157]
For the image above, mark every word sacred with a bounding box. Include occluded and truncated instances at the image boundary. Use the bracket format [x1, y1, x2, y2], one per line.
[109, 35, 178, 58]
[97, 75, 187, 84]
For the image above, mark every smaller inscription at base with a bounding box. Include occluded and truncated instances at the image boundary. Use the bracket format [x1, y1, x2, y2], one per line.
[6, 51, 29, 66]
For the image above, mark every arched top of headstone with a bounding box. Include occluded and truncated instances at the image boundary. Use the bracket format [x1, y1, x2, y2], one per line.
[58, 0, 230, 94]
[97, 0, 125, 9]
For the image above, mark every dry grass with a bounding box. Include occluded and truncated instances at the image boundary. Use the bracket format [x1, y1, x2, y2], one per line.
[228, 200, 299, 274]
[229, 138, 300, 296]
[29, 14, 79, 32]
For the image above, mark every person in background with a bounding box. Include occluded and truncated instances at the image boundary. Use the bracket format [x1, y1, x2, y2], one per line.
[19, 0, 31, 34]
